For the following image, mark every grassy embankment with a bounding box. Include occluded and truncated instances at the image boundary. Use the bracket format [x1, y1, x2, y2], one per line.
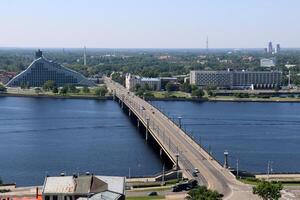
[238, 177, 300, 186]
[150, 91, 300, 102]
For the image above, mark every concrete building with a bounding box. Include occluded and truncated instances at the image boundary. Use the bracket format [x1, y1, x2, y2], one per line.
[190, 70, 233, 88]
[125, 73, 161, 91]
[6, 50, 95, 87]
[260, 58, 276, 67]
[190, 70, 282, 89]
[42, 175, 125, 200]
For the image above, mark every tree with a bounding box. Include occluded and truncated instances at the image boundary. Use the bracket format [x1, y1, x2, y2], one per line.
[20, 82, 30, 89]
[95, 86, 108, 96]
[82, 86, 90, 93]
[186, 186, 222, 200]
[165, 82, 175, 92]
[60, 85, 69, 94]
[52, 86, 59, 93]
[42, 80, 56, 91]
[0, 84, 7, 92]
[68, 84, 79, 93]
[191, 89, 204, 98]
[180, 82, 192, 93]
[111, 72, 124, 85]
[253, 181, 283, 200]
[0, 176, 2, 185]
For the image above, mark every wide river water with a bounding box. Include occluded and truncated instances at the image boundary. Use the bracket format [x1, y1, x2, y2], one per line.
[0, 97, 163, 186]
[152, 100, 300, 175]
[1, 97, 300, 186]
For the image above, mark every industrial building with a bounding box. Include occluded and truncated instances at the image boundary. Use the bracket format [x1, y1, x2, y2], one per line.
[6, 50, 95, 87]
[190, 70, 282, 89]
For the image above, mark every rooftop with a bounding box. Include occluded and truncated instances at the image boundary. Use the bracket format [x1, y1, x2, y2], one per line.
[42, 175, 125, 195]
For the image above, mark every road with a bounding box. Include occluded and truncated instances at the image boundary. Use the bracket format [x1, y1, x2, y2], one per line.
[105, 77, 259, 200]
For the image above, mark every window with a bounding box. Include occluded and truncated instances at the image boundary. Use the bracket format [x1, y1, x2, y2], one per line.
[45, 196, 50, 200]
[53, 195, 58, 200]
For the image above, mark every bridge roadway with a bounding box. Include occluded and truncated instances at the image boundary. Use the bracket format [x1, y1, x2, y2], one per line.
[105, 77, 258, 200]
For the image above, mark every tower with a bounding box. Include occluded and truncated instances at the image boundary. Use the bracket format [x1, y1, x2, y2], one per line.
[275, 44, 281, 54]
[83, 46, 87, 66]
[268, 41, 273, 54]
[206, 36, 209, 52]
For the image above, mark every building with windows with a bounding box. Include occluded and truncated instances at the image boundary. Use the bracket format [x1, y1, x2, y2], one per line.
[6, 50, 95, 87]
[260, 58, 276, 67]
[268, 41, 273, 53]
[42, 175, 125, 200]
[190, 70, 282, 89]
[125, 73, 161, 91]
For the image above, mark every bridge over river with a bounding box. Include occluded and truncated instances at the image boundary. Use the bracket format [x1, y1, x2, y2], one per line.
[105, 77, 258, 200]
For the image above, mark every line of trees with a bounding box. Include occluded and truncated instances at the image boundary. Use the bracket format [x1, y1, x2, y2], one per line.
[0, 84, 6, 92]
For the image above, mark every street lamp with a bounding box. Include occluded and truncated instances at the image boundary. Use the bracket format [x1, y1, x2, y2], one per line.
[178, 116, 182, 128]
[224, 150, 229, 168]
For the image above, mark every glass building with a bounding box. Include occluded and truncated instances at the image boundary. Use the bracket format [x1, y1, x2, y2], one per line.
[6, 50, 95, 87]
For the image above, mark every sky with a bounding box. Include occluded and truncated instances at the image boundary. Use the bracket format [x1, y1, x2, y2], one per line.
[0, 0, 300, 48]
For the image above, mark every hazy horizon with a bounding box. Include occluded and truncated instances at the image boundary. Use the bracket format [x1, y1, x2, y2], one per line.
[1, 0, 300, 49]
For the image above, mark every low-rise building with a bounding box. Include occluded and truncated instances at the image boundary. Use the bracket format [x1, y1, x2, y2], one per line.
[190, 70, 282, 89]
[42, 175, 125, 200]
[260, 58, 276, 67]
[125, 73, 161, 91]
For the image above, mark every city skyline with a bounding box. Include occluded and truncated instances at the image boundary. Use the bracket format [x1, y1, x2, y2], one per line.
[1, 0, 300, 48]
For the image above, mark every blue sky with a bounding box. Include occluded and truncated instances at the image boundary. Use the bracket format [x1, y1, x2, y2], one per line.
[0, 0, 299, 48]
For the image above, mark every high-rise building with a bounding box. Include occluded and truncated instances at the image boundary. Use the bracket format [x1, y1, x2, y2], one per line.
[268, 41, 273, 53]
[275, 44, 281, 53]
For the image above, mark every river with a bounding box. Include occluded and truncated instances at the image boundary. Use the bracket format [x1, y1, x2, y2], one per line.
[0, 97, 163, 186]
[152, 100, 300, 174]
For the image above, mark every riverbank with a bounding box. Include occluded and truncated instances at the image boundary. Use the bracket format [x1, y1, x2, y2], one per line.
[148, 91, 300, 103]
[0, 92, 112, 100]
[3, 92, 300, 103]
[146, 96, 300, 103]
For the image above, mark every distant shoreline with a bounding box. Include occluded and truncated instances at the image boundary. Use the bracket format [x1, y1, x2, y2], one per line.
[147, 97, 300, 103]
[0, 93, 112, 100]
[2, 92, 300, 103]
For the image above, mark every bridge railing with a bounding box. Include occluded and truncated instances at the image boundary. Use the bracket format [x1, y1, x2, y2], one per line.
[121, 93, 198, 179]
[106, 80, 200, 180]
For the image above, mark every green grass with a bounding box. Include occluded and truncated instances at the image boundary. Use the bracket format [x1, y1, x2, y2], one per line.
[126, 196, 164, 200]
[238, 178, 300, 186]
[151, 91, 190, 99]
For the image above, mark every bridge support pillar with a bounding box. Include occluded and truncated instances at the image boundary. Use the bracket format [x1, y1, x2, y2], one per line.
[113, 90, 116, 101]
[128, 109, 131, 117]
[146, 118, 150, 141]
[121, 101, 124, 109]
[137, 119, 140, 128]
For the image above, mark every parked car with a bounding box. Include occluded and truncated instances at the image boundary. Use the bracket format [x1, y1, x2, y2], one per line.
[172, 179, 198, 192]
[148, 191, 158, 196]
